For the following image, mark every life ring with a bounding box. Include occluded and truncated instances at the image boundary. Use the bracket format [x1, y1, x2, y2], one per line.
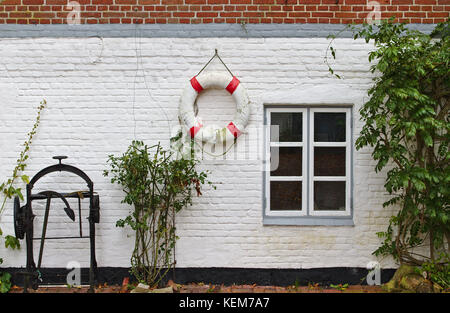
[178, 72, 250, 145]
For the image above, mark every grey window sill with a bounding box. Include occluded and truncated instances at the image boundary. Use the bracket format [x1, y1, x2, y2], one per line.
[263, 216, 354, 226]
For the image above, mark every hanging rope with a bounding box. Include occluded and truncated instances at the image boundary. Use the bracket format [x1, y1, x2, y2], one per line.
[196, 49, 234, 77]
[196, 139, 237, 158]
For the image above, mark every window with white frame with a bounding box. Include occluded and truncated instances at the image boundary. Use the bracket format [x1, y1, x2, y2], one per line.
[264, 107, 352, 225]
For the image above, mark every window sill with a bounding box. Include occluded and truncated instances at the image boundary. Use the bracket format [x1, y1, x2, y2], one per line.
[263, 216, 354, 226]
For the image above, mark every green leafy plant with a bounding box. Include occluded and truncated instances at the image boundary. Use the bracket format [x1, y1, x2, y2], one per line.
[0, 231, 19, 294]
[329, 283, 349, 291]
[327, 19, 449, 267]
[0, 271, 12, 294]
[104, 140, 214, 287]
[0, 100, 46, 293]
[415, 253, 450, 290]
[0, 100, 46, 216]
[4, 235, 20, 250]
[0, 240, 6, 293]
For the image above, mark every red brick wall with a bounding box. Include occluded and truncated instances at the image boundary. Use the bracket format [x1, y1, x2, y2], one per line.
[0, 0, 448, 25]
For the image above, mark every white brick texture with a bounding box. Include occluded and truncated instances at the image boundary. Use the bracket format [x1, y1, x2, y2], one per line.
[0, 37, 397, 270]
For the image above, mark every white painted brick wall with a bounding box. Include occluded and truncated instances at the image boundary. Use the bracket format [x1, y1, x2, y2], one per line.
[0, 37, 398, 270]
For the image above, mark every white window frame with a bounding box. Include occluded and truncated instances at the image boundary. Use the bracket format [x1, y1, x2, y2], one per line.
[265, 106, 352, 219]
[265, 107, 307, 217]
[309, 107, 351, 217]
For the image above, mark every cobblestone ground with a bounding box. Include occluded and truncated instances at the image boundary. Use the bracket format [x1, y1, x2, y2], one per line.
[8, 281, 385, 293]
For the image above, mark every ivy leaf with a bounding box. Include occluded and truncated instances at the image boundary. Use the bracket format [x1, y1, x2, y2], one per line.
[423, 134, 433, 147]
[5, 235, 20, 250]
[21, 175, 29, 184]
[15, 188, 24, 201]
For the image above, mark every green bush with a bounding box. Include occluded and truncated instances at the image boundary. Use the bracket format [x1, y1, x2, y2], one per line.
[104, 140, 214, 286]
[415, 253, 450, 289]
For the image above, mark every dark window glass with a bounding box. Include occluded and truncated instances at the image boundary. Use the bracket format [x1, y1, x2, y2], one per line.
[314, 113, 346, 142]
[271, 147, 302, 176]
[314, 147, 345, 176]
[270, 181, 302, 211]
[271, 113, 302, 142]
[313, 181, 346, 211]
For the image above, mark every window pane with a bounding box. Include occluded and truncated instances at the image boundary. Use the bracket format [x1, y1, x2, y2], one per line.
[271, 112, 302, 142]
[271, 147, 302, 176]
[270, 181, 302, 211]
[313, 181, 346, 211]
[314, 147, 345, 176]
[314, 113, 346, 142]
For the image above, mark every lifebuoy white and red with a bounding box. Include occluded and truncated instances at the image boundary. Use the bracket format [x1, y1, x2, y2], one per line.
[178, 72, 250, 145]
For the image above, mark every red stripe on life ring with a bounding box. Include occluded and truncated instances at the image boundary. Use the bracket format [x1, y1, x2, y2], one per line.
[227, 122, 241, 138]
[226, 76, 240, 95]
[190, 125, 202, 138]
[190, 76, 203, 93]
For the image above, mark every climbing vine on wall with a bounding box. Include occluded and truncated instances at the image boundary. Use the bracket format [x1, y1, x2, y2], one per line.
[328, 19, 449, 267]
[0, 100, 46, 292]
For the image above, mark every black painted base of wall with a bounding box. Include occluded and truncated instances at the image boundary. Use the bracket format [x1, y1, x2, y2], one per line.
[3, 267, 396, 288]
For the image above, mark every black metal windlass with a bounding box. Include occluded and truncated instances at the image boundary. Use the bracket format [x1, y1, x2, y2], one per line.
[14, 156, 100, 293]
